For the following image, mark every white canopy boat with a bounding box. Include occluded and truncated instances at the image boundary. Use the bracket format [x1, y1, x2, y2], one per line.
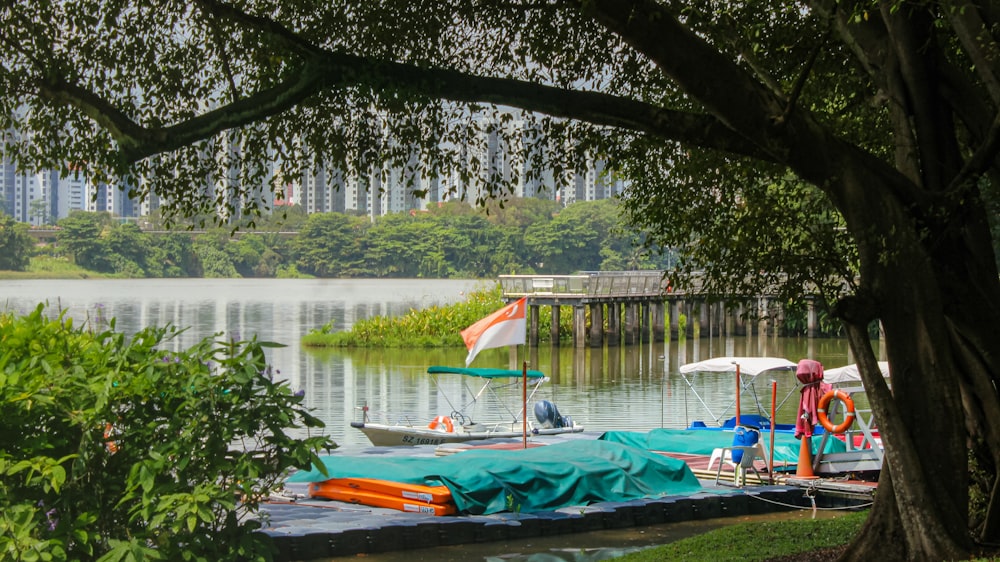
[678, 356, 799, 431]
[350, 365, 584, 447]
[678, 357, 890, 476]
[823, 361, 891, 385]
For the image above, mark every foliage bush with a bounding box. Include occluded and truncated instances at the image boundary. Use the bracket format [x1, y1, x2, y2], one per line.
[0, 214, 34, 272]
[303, 284, 574, 348]
[0, 306, 333, 561]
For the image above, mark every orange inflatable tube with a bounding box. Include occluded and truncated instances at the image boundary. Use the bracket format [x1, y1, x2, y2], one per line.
[315, 477, 453, 504]
[308, 481, 456, 516]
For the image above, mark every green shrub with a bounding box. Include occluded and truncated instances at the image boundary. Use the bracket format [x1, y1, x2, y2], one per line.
[0, 305, 333, 561]
[304, 284, 575, 348]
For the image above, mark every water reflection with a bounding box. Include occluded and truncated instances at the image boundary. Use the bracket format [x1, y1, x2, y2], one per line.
[300, 336, 867, 452]
[0, 278, 877, 453]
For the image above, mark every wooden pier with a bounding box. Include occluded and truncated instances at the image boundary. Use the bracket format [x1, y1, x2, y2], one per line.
[499, 272, 825, 348]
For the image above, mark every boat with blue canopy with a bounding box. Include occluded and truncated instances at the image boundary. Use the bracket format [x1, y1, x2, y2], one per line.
[350, 365, 583, 446]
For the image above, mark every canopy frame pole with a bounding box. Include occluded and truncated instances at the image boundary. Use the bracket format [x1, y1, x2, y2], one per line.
[735, 363, 741, 427]
[770, 380, 777, 484]
[522, 361, 528, 448]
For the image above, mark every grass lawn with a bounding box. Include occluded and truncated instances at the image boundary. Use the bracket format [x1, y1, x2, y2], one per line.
[611, 510, 865, 562]
[0, 256, 109, 279]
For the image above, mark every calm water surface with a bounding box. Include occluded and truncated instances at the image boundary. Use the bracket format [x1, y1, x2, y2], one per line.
[1, 278, 861, 453]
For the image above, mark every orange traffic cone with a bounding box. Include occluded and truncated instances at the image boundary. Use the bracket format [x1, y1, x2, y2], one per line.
[795, 436, 819, 479]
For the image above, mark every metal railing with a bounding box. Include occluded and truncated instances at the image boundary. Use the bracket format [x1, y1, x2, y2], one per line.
[499, 271, 668, 299]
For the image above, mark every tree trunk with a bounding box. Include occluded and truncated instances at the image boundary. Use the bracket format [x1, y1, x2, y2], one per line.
[821, 157, 1000, 559]
[579, 30, 1000, 562]
[837, 317, 969, 560]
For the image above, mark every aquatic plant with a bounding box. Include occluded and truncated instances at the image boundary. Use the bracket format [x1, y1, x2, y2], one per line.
[303, 284, 573, 348]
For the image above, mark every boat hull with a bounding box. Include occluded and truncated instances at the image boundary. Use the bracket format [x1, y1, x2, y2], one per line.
[350, 421, 584, 447]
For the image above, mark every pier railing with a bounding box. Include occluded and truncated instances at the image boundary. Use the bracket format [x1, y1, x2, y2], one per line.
[499, 271, 668, 300]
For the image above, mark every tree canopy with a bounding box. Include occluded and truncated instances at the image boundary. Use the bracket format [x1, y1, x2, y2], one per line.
[0, 213, 34, 271]
[5, 1, 1000, 559]
[34, 200, 656, 278]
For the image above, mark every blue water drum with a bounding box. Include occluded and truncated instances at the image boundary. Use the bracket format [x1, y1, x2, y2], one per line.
[731, 425, 760, 463]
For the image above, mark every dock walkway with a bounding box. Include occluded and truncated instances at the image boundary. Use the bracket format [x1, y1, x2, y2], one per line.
[259, 438, 873, 561]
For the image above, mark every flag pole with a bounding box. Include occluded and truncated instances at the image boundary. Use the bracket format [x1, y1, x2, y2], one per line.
[522, 359, 528, 449]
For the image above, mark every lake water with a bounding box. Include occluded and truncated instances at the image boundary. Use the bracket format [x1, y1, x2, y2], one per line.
[0, 278, 860, 453]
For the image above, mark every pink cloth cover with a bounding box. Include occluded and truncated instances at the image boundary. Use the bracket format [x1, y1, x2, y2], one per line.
[795, 359, 831, 439]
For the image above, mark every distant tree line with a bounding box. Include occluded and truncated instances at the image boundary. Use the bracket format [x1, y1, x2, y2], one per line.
[0, 214, 34, 271]
[1, 198, 673, 278]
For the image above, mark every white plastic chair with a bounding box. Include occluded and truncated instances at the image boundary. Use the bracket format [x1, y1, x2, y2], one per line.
[711, 443, 768, 486]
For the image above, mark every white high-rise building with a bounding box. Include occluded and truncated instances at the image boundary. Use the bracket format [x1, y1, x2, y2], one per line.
[0, 162, 51, 225]
[55, 165, 88, 220]
[1, 107, 624, 225]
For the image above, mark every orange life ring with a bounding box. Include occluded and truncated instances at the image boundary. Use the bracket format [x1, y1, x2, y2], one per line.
[817, 389, 856, 434]
[104, 423, 118, 454]
[427, 415, 454, 433]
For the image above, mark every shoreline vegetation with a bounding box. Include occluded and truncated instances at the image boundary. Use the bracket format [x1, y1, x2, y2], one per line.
[0, 256, 112, 279]
[301, 284, 574, 348]
[616, 509, 995, 562]
[4, 200, 669, 281]
[617, 509, 867, 562]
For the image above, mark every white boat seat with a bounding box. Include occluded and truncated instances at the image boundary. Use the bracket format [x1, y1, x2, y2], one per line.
[711, 443, 769, 487]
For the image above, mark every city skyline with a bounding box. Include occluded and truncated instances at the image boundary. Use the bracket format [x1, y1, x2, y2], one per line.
[1, 113, 624, 225]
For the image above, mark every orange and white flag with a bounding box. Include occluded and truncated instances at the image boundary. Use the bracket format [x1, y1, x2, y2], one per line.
[461, 297, 527, 366]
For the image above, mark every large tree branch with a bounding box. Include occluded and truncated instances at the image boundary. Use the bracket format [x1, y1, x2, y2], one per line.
[947, 1, 1000, 107]
[35, 50, 772, 165]
[947, 109, 1000, 195]
[879, 1, 961, 190]
[581, 0, 789, 159]
[191, 0, 323, 58]
[581, 0, 949, 232]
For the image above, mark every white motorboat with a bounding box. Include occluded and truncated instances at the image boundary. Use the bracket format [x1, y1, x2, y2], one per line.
[350, 365, 584, 447]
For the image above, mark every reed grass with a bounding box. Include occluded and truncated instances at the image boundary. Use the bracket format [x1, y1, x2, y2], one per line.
[303, 284, 506, 348]
[303, 283, 574, 348]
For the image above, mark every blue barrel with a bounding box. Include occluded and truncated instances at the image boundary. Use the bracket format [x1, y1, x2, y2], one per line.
[731, 426, 760, 463]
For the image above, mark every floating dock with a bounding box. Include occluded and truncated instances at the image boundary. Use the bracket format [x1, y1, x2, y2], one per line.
[259, 436, 875, 560]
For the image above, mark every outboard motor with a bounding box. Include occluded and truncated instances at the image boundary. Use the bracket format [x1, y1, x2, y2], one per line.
[534, 399, 565, 429]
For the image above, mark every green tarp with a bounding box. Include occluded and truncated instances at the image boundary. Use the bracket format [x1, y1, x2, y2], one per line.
[597, 428, 846, 465]
[287, 440, 703, 515]
[426, 365, 545, 379]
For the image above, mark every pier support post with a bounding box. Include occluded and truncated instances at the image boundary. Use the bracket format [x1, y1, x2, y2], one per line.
[624, 302, 638, 345]
[807, 299, 818, 338]
[606, 302, 621, 346]
[641, 302, 651, 343]
[589, 303, 603, 347]
[669, 299, 681, 339]
[550, 305, 561, 345]
[652, 302, 665, 342]
[701, 301, 711, 338]
[529, 304, 541, 347]
[573, 305, 587, 348]
[757, 298, 769, 336]
[732, 302, 747, 336]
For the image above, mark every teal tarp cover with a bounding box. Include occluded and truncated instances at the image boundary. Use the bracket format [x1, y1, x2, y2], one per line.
[426, 365, 544, 379]
[598, 428, 846, 465]
[287, 440, 702, 515]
